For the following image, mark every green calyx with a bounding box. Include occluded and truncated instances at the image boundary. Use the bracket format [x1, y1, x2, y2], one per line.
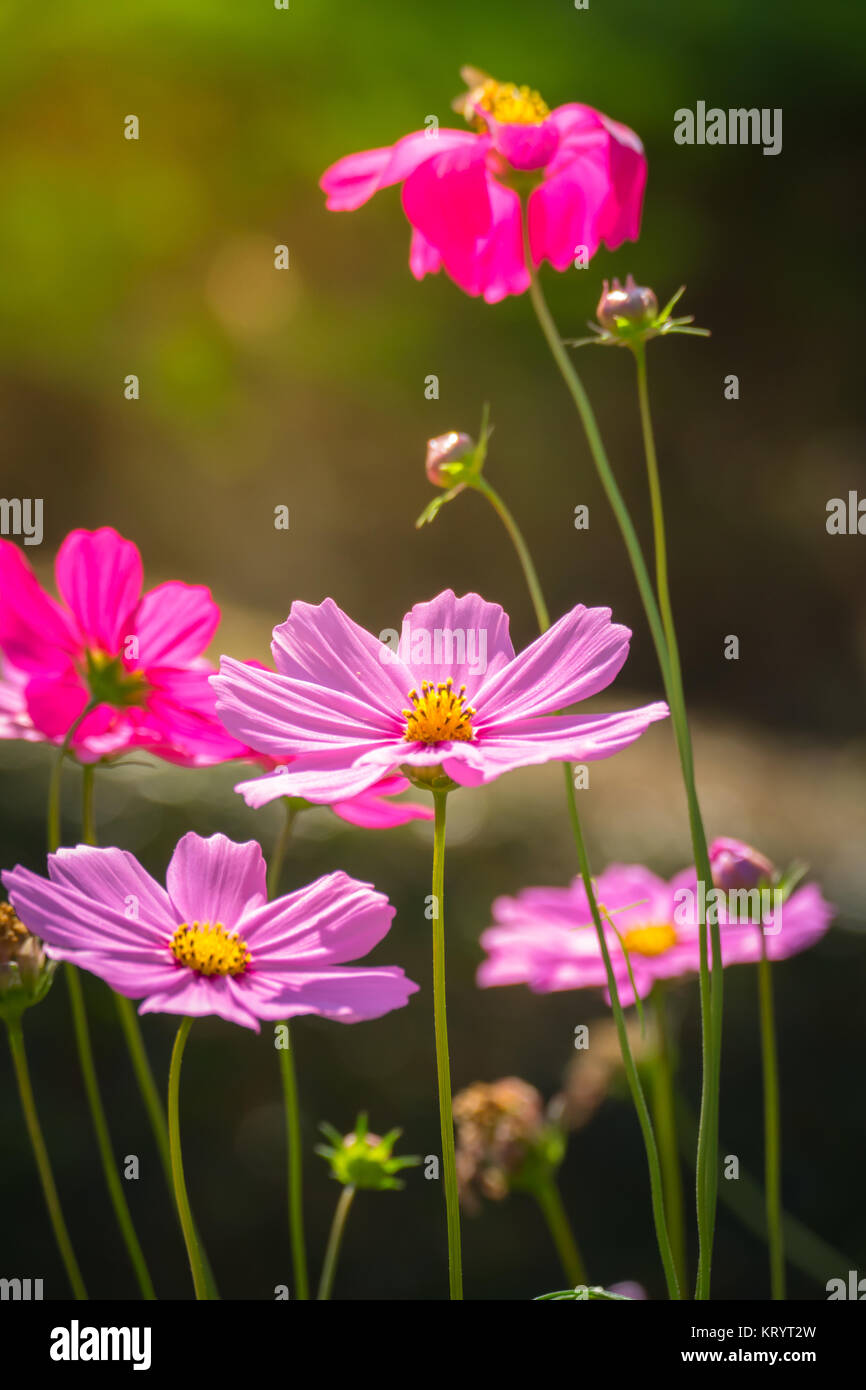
[316, 1113, 420, 1192]
[84, 649, 150, 708]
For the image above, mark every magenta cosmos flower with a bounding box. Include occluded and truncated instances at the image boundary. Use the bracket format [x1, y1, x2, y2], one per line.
[0, 528, 249, 766]
[478, 863, 834, 1007]
[211, 590, 668, 804]
[3, 832, 418, 1032]
[320, 69, 646, 304]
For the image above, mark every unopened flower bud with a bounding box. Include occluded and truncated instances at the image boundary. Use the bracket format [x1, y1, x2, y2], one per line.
[709, 837, 775, 892]
[0, 901, 55, 1019]
[316, 1113, 419, 1191]
[596, 274, 658, 331]
[425, 431, 476, 488]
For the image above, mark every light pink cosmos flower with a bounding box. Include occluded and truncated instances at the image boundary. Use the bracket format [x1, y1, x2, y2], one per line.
[478, 863, 834, 1007]
[210, 590, 668, 805]
[3, 833, 418, 1032]
[320, 71, 646, 303]
[0, 528, 249, 767]
[233, 661, 433, 827]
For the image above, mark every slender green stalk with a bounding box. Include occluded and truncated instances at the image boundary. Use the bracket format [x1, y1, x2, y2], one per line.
[472, 468, 680, 1296]
[6, 1017, 88, 1299]
[633, 340, 721, 1296]
[317, 1185, 355, 1300]
[278, 1024, 309, 1300]
[523, 241, 719, 1296]
[533, 1173, 587, 1286]
[757, 943, 784, 1299]
[267, 799, 298, 899]
[46, 698, 98, 851]
[651, 982, 688, 1292]
[430, 787, 463, 1299]
[65, 962, 155, 1298]
[167, 1017, 209, 1299]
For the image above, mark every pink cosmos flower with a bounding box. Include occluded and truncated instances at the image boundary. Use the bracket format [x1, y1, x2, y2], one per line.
[477, 863, 834, 1007]
[3, 832, 418, 1033]
[233, 661, 433, 827]
[320, 70, 646, 303]
[210, 590, 668, 805]
[0, 528, 249, 766]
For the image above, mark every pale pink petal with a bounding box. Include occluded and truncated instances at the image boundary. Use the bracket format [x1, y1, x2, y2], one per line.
[238, 870, 395, 964]
[270, 598, 414, 714]
[399, 590, 514, 698]
[165, 832, 266, 929]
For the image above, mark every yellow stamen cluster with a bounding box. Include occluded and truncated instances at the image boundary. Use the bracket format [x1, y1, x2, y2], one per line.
[170, 921, 251, 977]
[475, 79, 550, 127]
[403, 679, 475, 745]
[622, 924, 677, 958]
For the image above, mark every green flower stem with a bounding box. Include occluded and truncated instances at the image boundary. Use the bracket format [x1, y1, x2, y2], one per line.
[278, 1024, 309, 1300]
[758, 942, 785, 1299]
[651, 982, 688, 1292]
[5, 1016, 88, 1299]
[431, 787, 463, 1300]
[46, 698, 98, 851]
[524, 245, 718, 1297]
[80, 762, 219, 1297]
[267, 798, 298, 899]
[317, 1184, 356, 1301]
[676, 1093, 853, 1289]
[472, 470, 680, 1297]
[533, 1172, 587, 1287]
[266, 804, 310, 1301]
[167, 1017, 209, 1299]
[65, 962, 155, 1298]
[632, 340, 720, 1298]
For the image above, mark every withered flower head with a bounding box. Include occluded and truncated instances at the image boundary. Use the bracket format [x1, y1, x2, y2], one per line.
[0, 901, 55, 1020]
[454, 1077, 559, 1210]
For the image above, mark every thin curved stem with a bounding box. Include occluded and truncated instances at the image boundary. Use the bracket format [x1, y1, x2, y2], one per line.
[651, 982, 688, 1292]
[533, 1173, 587, 1287]
[758, 944, 784, 1299]
[431, 787, 463, 1299]
[46, 698, 98, 851]
[278, 1025, 309, 1300]
[168, 1017, 208, 1299]
[6, 1017, 88, 1299]
[317, 1185, 355, 1300]
[267, 799, 298, 899]
[65, 963, 155, 1298]
[523, 241, 718, 1296]
[633, 340, 720, 1297]
[472, 461, 680, 1296]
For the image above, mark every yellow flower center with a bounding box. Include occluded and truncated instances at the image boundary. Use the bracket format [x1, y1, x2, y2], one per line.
[475, 79, 550, 126]
[170, 921, 251, 977]
[403, 679, 475, 744]
[621, 924, 678, 958]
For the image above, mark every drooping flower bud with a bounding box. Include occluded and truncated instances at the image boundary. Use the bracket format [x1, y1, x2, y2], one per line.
[454, 1077, 563, 1210]
[596, 274, 658, 331]
[0, 901, 55, 1020]
[709, 837, 776, 892]
[315, 1113, 420, 1191]
[425, 431, 476, 488]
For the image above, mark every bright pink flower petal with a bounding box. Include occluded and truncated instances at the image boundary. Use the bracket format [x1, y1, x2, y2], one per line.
[0, 541, 79, 674]
[165, 832, 266, 929]
[133, 582, 220, 668]
[139, 972, 264, 1031]
[409, 227, 442, 281]
[402, 142, 492, 266]
[272, 598, 414, 713]
[242, 965, 419, 1023]
[320, 129, 480, 210]
[331, 786, 433, 828]
[55, 528, 142, 655]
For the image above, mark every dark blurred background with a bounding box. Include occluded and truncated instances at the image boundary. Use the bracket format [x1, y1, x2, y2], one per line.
[1, 0, 865, 1301]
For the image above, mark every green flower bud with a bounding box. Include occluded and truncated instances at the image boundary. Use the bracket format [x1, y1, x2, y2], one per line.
[425, 431, 476, 488]
[316, 1113, 420, 1191]
[596, 274, 658, 331]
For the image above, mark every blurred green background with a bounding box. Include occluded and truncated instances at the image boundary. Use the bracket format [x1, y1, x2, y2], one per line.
[1, 0, 865, 1300]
